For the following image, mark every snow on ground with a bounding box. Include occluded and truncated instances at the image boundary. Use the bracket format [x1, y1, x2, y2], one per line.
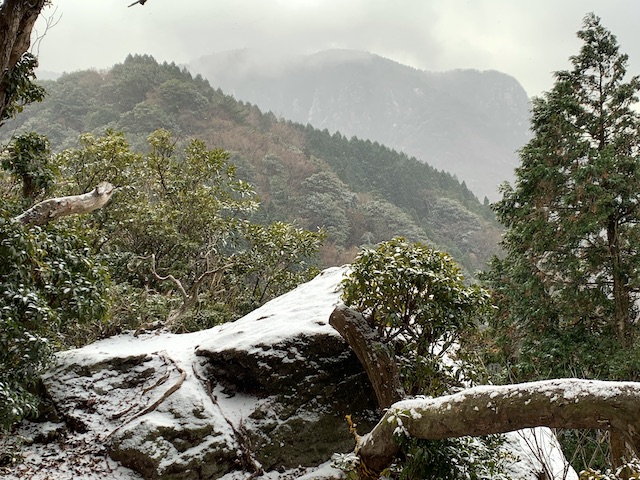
[2, 422, 145, 479]
[505, 428, 579, 480]
[216, 461, 344, 480]
[197, 266, 346, 357]
[1, 265, 582, 479]
[43, 265, 347, 372]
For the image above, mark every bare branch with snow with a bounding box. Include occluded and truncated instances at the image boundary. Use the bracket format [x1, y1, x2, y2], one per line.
[356, 378, 640, 478]
[14, 182, 114, 226]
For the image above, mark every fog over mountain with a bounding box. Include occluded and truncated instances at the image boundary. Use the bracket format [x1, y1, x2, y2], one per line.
[190, 49, 531, 201]
[34, 1, 640, 103]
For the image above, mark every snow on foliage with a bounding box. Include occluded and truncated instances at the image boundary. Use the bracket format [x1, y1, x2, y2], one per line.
[4, 266, 577, 479]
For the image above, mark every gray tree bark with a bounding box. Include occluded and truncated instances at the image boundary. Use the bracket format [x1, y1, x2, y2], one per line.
[14, 182, 114, 225]
[0, 0, 48, 121]
[329, 304, 405, 408]
[356, 379, 640, 478]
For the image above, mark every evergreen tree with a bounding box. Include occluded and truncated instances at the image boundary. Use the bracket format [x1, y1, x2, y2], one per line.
[488, 14, 640, 378]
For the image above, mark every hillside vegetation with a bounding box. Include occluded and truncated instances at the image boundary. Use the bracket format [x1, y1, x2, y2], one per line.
[2, 54, 501, 272]
[190, 48, 532, 201]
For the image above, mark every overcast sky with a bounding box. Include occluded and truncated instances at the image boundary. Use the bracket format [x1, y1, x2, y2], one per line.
[32, 0, 640, 98]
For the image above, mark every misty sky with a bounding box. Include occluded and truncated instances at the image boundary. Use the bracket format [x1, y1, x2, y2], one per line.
[32, 0, 640, 98]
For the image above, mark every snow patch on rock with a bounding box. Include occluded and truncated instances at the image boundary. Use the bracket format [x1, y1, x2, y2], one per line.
[3, 266, 578, 479]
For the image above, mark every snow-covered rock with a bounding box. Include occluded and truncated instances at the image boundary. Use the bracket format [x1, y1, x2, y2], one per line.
[12, 267, 375, 479]
[5, 266, 577, 479]
[506, 428, 578, 480]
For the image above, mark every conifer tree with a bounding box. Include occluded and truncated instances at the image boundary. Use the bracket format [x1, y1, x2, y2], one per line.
[489, 14, 640, 377]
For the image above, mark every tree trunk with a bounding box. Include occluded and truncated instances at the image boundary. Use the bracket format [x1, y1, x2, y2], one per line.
[14, 182, 114, 225]
[608, 216, 631, 346]
[0, 0, 48, 121]
[357, 378, 640, 478]
[329, 304, 405, 409]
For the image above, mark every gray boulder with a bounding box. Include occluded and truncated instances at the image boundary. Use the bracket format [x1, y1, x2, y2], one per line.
[34, 266, 375, 479]
[6, 266, 575, 480]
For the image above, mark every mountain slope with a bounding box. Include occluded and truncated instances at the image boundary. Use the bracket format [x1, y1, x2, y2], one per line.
[190, 49, 532, 201]
[0, 54, 502, 272]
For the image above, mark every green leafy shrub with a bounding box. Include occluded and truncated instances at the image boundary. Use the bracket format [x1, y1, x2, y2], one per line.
[231, 221, 325, 308]
[55, 129, 324, 332]
[1, 132, 56, 202]
[395, 435, 511, 480]
[341, 237, 491, 395]
[0, 219, 109, 430]
[340, 238, 502, 478]
[0, 53, 46, 126]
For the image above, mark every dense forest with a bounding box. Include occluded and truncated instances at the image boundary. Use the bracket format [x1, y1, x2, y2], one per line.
[0, 54, 502, 272]
[2, 3, 640, 479]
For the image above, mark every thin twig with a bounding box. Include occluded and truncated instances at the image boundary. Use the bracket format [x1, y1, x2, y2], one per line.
[107, 352, 186, 439]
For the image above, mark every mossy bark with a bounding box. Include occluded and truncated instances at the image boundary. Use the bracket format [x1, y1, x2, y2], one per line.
[0, 0, 48, 120]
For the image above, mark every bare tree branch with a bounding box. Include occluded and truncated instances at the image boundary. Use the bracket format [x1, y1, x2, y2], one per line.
[145, 253, 236, 325]
[148, 253, 189, 301]
[30, 4, 62, 58]
[14, 182, 114, 225]
[355, 379, 640, 478]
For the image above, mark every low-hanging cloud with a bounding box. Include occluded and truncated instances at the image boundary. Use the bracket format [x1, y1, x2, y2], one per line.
[33, 0, 640, 98]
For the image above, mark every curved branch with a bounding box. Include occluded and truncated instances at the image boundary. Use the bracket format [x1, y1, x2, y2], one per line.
[146, 253, 237, 325]
[329, 304, 405, 409]
[357, 379, 640, 477]
[148, 253, 189, 301]
[14, 182, 114, 225]
[147, 254, 235, 306]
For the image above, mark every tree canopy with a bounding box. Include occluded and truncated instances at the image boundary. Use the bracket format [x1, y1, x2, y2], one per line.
[0, 53, 501, 273]
[486, 13, 640, 380]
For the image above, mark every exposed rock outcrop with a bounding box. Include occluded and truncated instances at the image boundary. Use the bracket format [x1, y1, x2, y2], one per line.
[5, 267, 574, 479]
[15, 267, 376, 479]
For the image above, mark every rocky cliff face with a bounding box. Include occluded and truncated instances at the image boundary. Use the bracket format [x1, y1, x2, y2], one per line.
[6, 267, 573, 479]
[189, 49, 532, 201]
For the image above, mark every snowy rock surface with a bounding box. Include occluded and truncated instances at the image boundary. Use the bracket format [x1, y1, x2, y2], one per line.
[5, 266, 576, 479]
[9, 267, 374, 479]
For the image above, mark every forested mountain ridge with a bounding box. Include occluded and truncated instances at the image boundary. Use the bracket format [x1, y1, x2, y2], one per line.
[3, 10, 640, 477]
[189, 48, 532, 201]
[1, 54, 501, 271]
